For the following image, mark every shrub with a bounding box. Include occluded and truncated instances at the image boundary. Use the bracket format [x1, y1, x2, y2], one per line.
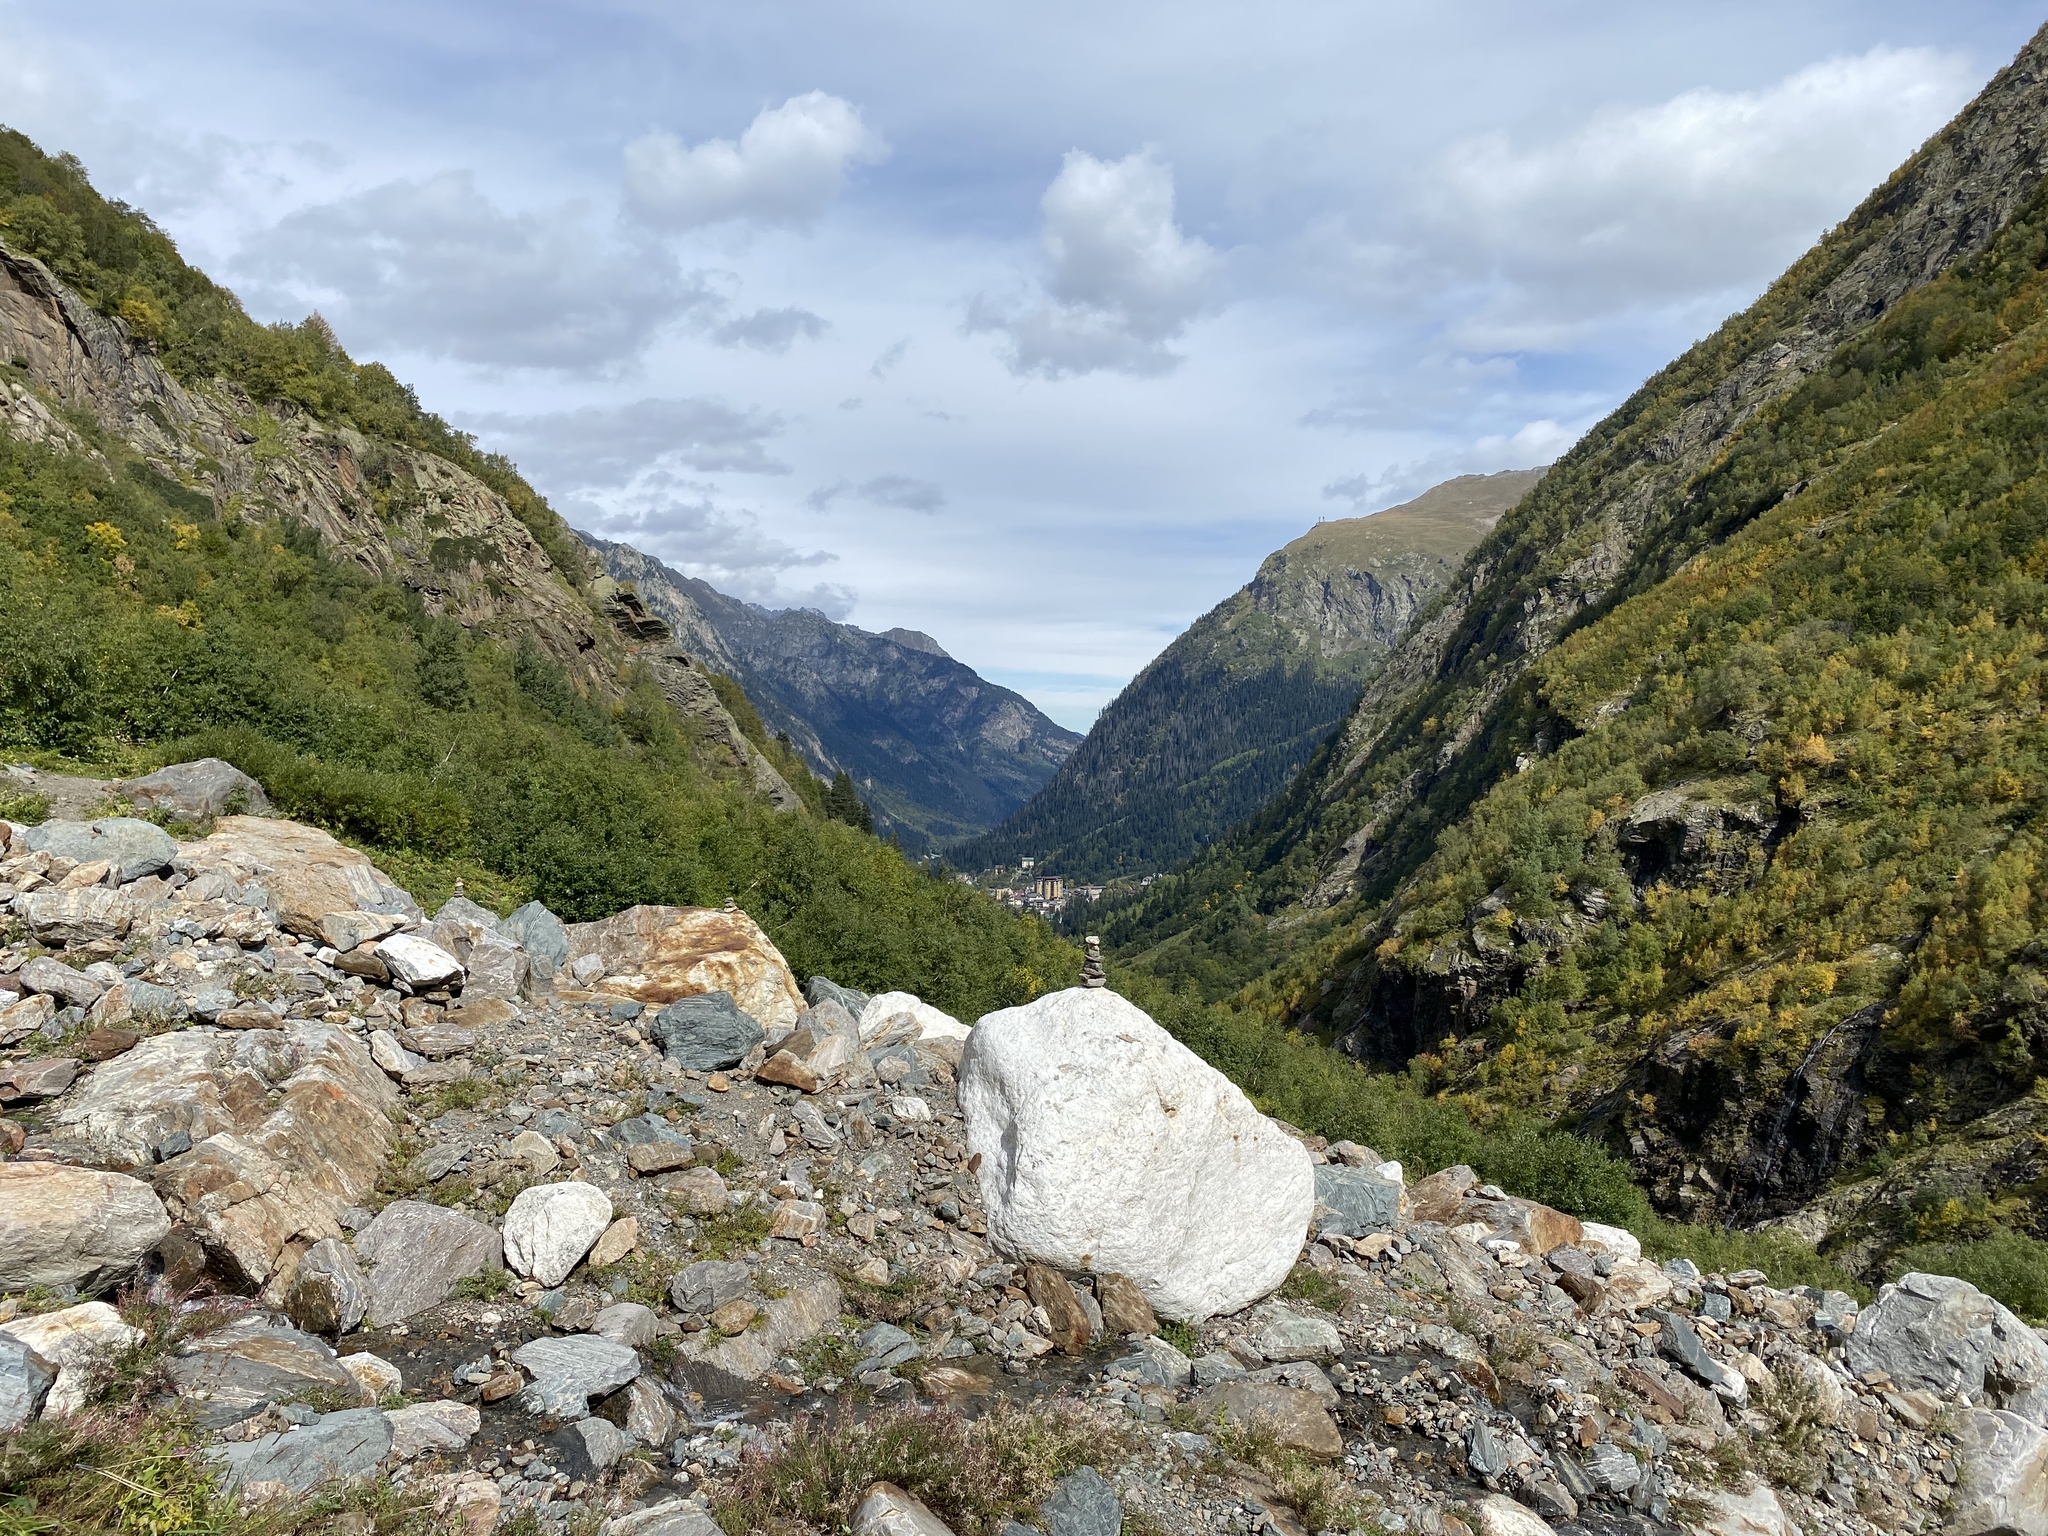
[1890, 1228, 2048, 1322]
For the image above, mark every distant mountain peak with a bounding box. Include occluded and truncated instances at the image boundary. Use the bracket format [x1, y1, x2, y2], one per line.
[880, 627, 950, 658]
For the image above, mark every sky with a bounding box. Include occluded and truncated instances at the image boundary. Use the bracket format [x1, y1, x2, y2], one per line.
[1, 2, 2039, 728]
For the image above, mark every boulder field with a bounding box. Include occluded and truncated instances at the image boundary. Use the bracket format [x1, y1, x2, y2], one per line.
[0, 772, 2008, 1534]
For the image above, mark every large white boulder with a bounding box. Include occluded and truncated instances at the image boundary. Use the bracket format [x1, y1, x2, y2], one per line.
[502, 1182, 612, 1288]
[959, 987, 1312, 1321]
[858, 991, 969, 1046]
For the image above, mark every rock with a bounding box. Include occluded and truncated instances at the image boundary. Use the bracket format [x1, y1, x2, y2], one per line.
[768, 1198, 826, 1240]
[807, 975, 871, 1018]
[1095, 1272, 1157, 1337]
[340, 1352, 402, 1398]
[167, 1318, 364, 1427]
[1696, 1482, 1802, 1536]
[317, 910, 407, 953]
[1579, 1221, 1642, 1262]
[608, 1499, 725, 1536]
[1041, 1466, 1121, 1536]
[589, 1216, 641, 1268]
[563, 904, 802, 1026]
[17, 886, 134, 945]
[114, 759, 270, 821]
[1949, 1409, 2048, 1536]
[1313, 1163, 1402, 1237]
[506, 1128, 560, 1173]
[659, 1166, 729, 1214]
[622, 1375, 676, 1444]
[53, 1023, 395, 1291]
[0, 1301, 144, 1417]
[1467, 1421, 1508, 1478]
[0, 1057, 78, 1100]
[19, 954, 108, 1007]
[462, 937, 528, 1001]
[1023, 1263, 1093, 1355]
[208, 1406, 393, 1493]
[0, 993, 56, 1046]
[0, 1334, 55, 1432]
[1190, 1381, 1342, 1456]
[503, 1182, 613, 1286]
[672, 1259, 752, 1315]
[378, 934, 465, 989]
[629, 1141, 696, 1175]
[184, 816, 420, 937]
[678, 1276, 840, 1384]
[369, 1029, 421, 1074]
[79, 1025, 140, 1059]
[287, 1238, 368, 1335]
[758, 1000, 862, 1092]
[1469, 1493, 1557, 1536]
[592, 1302, 659, 1348]
[564, 1414, 631, 1472]
[0, 1163, 170, 1291]
[386, 1400, 480, 1460]
[1656, 1311, 1747, 1404]
[354, 1201, 504, 1326]
[1253, 1306, 1343, 1362]
[1107, 1335, 1194, 1389]
[853, 1480, 957, 1536]
[1461, 1193, 1583, 1256]
[502, 901, 569, 979]
[959, 987, 1313, 1321]
[1408, 1165, 1479, 1224]
[511, 1334, 641, 1417]
[23, 816, 176, 881]
[1847, 1271, 2048, 1415]
[1582, 1441, 1641, 1493]
[648, 991, 766, 1071]
[86, 980, 180, 1028]
[858, 991, 969, 1046]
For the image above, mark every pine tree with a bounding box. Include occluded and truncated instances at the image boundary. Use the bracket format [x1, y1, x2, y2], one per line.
[824, 769, 872, 833]
[415, 617, 472, 710]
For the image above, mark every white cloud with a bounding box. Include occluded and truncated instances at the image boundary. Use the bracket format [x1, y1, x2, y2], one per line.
[869, 338, 909, 377]
[1322, 419, 1579, 512]
[467, 397, 790, 487]
[235, 171, 714, 372]
[806, 474, 947, 513]
[709, 305, 830, 352]
[623, 92, 887, 232]
[969, 148, 1223, 378]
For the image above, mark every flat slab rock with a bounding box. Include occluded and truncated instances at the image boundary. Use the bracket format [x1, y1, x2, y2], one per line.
[353, 1201, 503, 1326]
[207, 1406, 393, 1494]
[512, 1334, 641, 1417]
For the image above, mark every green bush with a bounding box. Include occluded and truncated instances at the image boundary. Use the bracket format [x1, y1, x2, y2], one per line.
[1890, 1229, 2048, 1322]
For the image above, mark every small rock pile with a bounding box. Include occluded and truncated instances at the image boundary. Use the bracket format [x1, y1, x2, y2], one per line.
[0, 764, 2018, 1536]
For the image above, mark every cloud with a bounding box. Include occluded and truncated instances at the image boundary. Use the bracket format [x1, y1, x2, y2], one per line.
[709, 305, 829, 352]
[1322, 419, 1580, 512]
[869, 338, 909, 377]
[466, 397, 790, 488]
[623, 92, 887, 232]
[1420, 46, 1974, 349]
[969, 148, 1223, 378]
[806, 474, 947, 513]
[235, 171, 714, 371]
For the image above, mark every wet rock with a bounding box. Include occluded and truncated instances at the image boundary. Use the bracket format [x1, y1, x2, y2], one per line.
[503, 1181, 613, 1287]
[167, 1318, 363, 1428]
[0, 1162, 170, 1291]
[512, 1334, 640, 1417]
[960, 987, 1313, 1321]
[1042, 1466, 1120, 1536]
[287, 1238, 368, 1336]
[386, 1400, 480, 1461]
[1190, 1380, 1341, 1456]
[354, 1201, 504, 1326]
[648, 991, 766, 1071]
[1847, 1271, 2048, 1416]
[114, 759, 269, 821]
[207, 1405, 392, 1493]
[23, 816, 175, 881]
[563, 903, 803, 1026]
[0, 1335, 55, 1432]
[853, 1480, 957, 1535]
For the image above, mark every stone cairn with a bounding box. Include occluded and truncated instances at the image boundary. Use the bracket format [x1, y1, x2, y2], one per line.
[1080, 935, 1106, 988]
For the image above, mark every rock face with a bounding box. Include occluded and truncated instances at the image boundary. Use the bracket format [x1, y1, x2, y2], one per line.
[960, 987, 1314, 1320]
[502, 1182, 613, 1287]
[0, 1162, 170, 1291]
[1847, 1272, 2048, 1415]
[563, 904, 802, 1026]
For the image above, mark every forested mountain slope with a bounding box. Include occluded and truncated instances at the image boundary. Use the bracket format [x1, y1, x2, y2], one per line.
[588, 537, 1080, 852]
[0, 128, 1074, 1016]
[1106, 23, 2048, 1280]
[958, 471, 1539, 881]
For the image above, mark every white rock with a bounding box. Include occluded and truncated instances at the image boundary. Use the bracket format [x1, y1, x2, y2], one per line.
[377, 934, 465, 989]
[340, 1352, 403, 1398]
[368, 1030, 420, 1075]
[502, 1182, 613, 1287]
[0, 1301, 144, 1418]
[1579, 1221, 1642, 1262]
[1949, 1409, 2048, 1536]
[959, 987, 1313, 1321]
[859, 991, 968, 1046]
[889, 1095, 932, 1123]
[1696, 1482, 1802, 1536]
[853, 1480, 958, 1535]
[1470, 1493, 1557, 1536]
[385, 1400, 480, 1460]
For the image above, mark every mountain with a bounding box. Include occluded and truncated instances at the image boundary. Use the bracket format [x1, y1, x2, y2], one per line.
[1105, 23, 2048, 1286]
[957, 470, 1543, 881]
[586, 537, 1081, 851]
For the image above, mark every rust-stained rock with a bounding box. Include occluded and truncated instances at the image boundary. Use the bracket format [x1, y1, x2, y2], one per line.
[1024, 1263, 1092, 1356]
[563, 905, 801, 1027]
[1407, 1165, 1478, 1225]
[180, 817, 421, 939]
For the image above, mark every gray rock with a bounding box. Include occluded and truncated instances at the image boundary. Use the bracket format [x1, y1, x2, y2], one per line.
[23, 817, 176, 881]
[1699, 1291, 1732, 1322]
[353, 1201, 503, 1326]
[114, 760, 269, 822]
[607, 1500, 726, 1536]
[805, 975, 871, 1018]
[208, 1406, 392, 1493]
[18, 955, 107, 1007]
[1107, 1335, 1193, 1390]
[611, 1113, 694, 1150]
[563, 1415, 631, 1473]
[502, 901, 569, 978]
[591, 1302, 659, 1348]
[463, 937, 529, 1002]
[1935, 1410, 2048, 1536]
[1654, 1310, 1747, 1404]
[0, 1334, 55, 1431]
[287, 1238, 368, 1336]
[1042, 1465, 1121, 1536]
[1253, 1306, 1342, 1362]
[649, 991, 765, 1071]
[670, 1259, 752, 1315]
[1583, 1442, 1642, 1495]
[1467, 1421, 1508, 1478]
[1847, 1271, 2048, 1416]
[0, 1163, 171, 1292]
[166, 1319, 362, 1429]
[1191, 1352, 1245, 1387]
[512, 1334, 641, 1417]
[385, 1399, 479, 1460]
[1313, 1163, 1401, 1237]
[852, 1481, 955, 1535]
[414, 1142, 469, 1182]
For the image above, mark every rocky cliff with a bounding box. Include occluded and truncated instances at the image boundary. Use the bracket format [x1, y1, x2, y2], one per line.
[958, 471, 1541, 881]
[587, 538, 1080, 850]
